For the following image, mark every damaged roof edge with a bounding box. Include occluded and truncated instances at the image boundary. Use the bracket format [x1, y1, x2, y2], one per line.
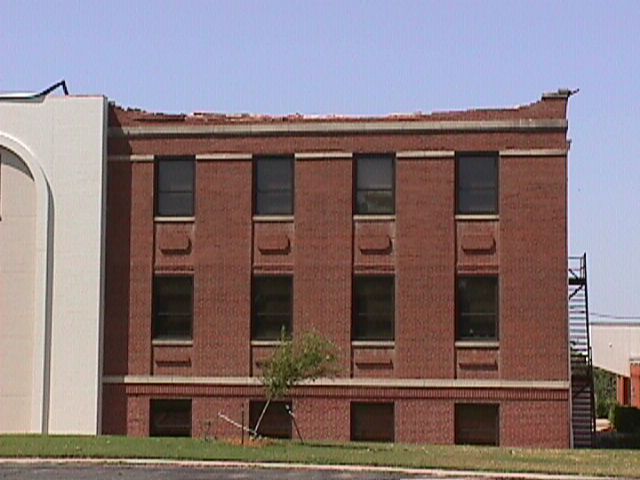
[107, 90, 573, 137]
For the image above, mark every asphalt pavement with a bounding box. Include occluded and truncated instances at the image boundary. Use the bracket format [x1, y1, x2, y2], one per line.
[0, 460, 624, 480]
[0, 464, 412, 480]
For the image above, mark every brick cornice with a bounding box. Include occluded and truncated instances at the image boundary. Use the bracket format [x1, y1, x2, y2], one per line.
[108, 119, 568, 138]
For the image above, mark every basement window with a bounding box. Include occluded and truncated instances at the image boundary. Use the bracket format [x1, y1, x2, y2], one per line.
[457, 276, 498, 341]
[456, 154, 498, 214]
[252, 276, 292, 340]
[249, 400, 292, 439]
[150, 399, 192, 437]
[255, 156, 294, 215]
[455, 404, 499, 446]
[156, 157, 195, 217]
[351, 402, 395, 442]
[153, 276, 193, 340]
[353, 276, 395, 341]
[355, 155, 395, 214]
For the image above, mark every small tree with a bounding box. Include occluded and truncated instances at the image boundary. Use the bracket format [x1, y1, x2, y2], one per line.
[253, 330, 340, 437]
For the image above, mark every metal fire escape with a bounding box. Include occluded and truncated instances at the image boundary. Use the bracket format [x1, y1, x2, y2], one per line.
[568, 254, 595, 448]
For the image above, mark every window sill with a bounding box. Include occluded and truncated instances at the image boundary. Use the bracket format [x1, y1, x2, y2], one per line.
[252, 215, 294, 223]
[154, 216, 195, 223]
[152, 339, 193, 346]
[351, 340, 395, 348]
[353, 214, 396, 222]
[455, 340, 499, 349]
[250, 340, 283, 347]
[455, 214, 499, 221]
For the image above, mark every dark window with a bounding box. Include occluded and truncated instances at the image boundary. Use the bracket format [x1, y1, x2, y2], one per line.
[252, 276, 292, 340]
[455, 404, 499, 446]
[255, 156, 294, 215]
[249, 400, 292, 439]
[356, 155, 395, 214]
[353, 276, 394, 341]
[153, 276, 193, 340]
[457, 276, 498, 341]
[156, 157, 195, 217]
[150, 399, 192, 437]
[351, 403, 394, 442]
[457, 154, 498, 214]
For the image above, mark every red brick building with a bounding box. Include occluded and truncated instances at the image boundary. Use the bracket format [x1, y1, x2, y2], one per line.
[102, 91, 572, 447]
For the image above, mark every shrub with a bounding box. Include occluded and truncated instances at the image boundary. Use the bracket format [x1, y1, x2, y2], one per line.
[594, 367, 616, 418]
[610, 405, 640, 433]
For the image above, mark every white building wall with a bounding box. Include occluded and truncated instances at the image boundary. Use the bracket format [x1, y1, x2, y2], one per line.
[0, 95, 107, 434]
[591, 322, 640, 377]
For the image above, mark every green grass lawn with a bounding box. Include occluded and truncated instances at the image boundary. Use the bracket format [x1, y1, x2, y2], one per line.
[0, 435, 638, 478]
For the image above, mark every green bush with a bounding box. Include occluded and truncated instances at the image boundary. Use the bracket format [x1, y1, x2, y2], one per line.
[596, 431, 640, 449]
[594, 367, 616, 418]
[610, 405, 640, 433]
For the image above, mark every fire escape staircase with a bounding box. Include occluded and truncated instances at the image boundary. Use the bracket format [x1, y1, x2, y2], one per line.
[568, 254, 595, 448]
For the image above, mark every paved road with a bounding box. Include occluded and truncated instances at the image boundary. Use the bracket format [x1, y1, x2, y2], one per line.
[0, 462, 611, 480]
[0, 464, 420, 480]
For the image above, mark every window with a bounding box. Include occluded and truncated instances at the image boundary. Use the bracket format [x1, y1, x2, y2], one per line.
[252, 276, 292, 340]
[249, 400, 292, 439]
[351, 403, 394, 442]
[455, 404, 499, 446]
[355, 155, 395, 214]
[353, 276, 394, 341]
[150, 399, 192, 437]
[457, 276, 498, 341]
[156, 157, 195, 217]
[153, 276, 193, 340]
[255, 156, 294, 215]
[457, 154, 498, 214]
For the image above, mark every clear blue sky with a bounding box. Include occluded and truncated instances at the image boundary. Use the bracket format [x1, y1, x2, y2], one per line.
[3, 0, 639, 320]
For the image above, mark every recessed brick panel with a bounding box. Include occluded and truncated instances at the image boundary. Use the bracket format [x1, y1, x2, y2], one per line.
[353, 221, 395, 271]
[253, 221, 294, 272]
[155, 223, 194, 270]
[456, 347, 500, 379]
[352, 346, 395, 378]
[457, 221, 499, 273]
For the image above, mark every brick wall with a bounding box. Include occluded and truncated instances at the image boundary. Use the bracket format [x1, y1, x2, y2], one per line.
[102, 93, 571, 446]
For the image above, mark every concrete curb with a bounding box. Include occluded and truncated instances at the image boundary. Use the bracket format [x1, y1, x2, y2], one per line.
[0, 457, 626, 480]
